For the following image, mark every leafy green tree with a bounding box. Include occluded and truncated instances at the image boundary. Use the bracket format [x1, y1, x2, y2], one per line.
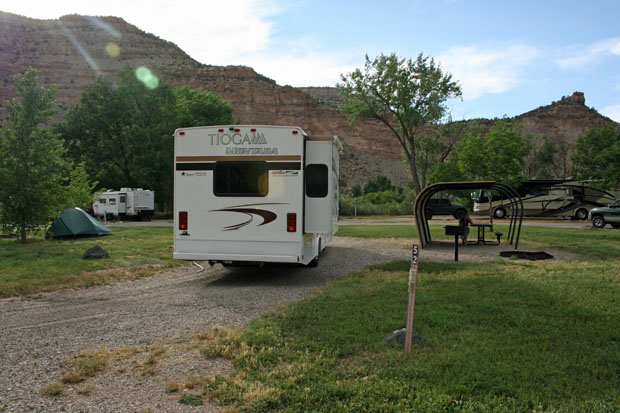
[524, 135, 557, 179]
[351, 184, 362, 198]
[457, 120, 531, 185]
[0, 68, 65, 240]
[59, 67, 177, 196]
[59, 66, 234, 211]
[365, 190, 404, 205]
[428, 153, 466, 184]
[339, 53, 462, 194]
[363, 174, 393, 194]
[62, 162, 100, 211]
[573, 126, 620, 189]
[174, 86, 234, 127]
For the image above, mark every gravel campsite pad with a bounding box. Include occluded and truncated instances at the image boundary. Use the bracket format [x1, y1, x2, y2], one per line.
[0, 237, 570, 412]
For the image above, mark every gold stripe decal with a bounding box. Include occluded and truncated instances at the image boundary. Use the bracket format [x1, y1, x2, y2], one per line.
[176, 155, 302, 162]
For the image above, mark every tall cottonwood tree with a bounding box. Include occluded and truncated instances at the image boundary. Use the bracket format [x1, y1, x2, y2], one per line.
[338, 53, 462, 194]
[457, 120, 532, 186]
[0, 68, 65, 240]
[59, 66, 234, 211]
[573, 126, 620, 189]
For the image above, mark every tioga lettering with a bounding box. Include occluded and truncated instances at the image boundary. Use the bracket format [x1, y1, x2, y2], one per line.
[208, 132, 267, 145]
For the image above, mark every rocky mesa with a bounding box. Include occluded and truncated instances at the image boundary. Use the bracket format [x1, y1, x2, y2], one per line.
[0, 11, 617, 189]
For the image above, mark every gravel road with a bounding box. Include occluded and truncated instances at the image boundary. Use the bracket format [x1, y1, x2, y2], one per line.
[0, 237, 413, 412]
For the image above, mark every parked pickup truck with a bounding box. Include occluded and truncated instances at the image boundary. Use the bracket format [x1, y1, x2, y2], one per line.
[425, 198, 468, 220]
[589, 200, 620, 228]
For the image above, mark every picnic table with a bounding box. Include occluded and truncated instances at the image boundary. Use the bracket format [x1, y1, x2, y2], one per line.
[469, 222, 501, 245]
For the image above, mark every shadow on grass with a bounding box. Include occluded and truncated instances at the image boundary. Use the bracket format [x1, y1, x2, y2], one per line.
[222, 259, 620, 411]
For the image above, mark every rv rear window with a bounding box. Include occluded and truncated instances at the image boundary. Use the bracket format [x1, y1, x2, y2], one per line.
[99, 199, 106, 204]
[306, 164, 328, 198]
[214, 162, 268, 197]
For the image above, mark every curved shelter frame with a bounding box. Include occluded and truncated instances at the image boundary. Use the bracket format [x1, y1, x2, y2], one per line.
[414, 181, 523, 249]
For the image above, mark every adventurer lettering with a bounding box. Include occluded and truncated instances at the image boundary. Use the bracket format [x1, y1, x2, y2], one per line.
[225, 147, 279, 155]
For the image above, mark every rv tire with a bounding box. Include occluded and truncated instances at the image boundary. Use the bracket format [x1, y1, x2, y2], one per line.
[307, 239, 321, 267]
[493, 207, 507, 219]
[575, 208, 588, 220]
[308, 256, 319, 267]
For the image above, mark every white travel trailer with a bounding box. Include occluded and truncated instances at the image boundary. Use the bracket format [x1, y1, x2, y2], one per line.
[173, 125, 343, 267]
[93, 188, 155, 220]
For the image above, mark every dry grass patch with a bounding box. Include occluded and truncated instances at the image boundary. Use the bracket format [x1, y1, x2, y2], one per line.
[49, 327, 237, 403]
[166, 381, 181, 393]
[61, 350, 109, 384]
[41, 382, 65, 397]
[74, 384, 95, 395]
[184, 374, 205, 389]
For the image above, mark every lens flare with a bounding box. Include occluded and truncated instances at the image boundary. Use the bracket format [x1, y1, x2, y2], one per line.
[105, 43, 120, 58]
[136, 66, 159, 89]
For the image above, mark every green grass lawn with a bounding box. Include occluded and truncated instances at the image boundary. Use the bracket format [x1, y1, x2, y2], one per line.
[0, 226, 186, 297]
[338, 223, 620, 259]
[4, 221, 620, 410]
[200, 226, 620, 411]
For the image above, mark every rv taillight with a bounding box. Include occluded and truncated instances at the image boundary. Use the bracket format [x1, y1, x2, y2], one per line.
[287, 213, 296, 232]
[234, 128, 241, 132]
[218, 129, 224, 133]
[179, 211, 188, 230]
[250, 128, 256, 132]
[179, 131, 185, 135]
[292, 130, 299, 135]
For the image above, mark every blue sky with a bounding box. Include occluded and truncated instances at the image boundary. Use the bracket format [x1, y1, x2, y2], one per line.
[2, 0, 620, 121]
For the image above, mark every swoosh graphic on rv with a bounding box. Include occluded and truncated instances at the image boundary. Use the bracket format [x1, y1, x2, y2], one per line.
[210, 203, 288, 231]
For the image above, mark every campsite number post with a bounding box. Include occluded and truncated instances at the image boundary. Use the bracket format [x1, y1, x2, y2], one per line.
[405, 244, 419, 354]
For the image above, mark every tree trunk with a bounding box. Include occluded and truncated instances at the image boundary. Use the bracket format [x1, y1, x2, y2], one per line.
[20, 224, 27, 242]
[409, 155, 422, 195]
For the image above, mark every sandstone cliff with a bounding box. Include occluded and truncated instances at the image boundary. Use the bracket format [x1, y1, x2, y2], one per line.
[0, 11, 409, 189]
[0, 11, 616, 190]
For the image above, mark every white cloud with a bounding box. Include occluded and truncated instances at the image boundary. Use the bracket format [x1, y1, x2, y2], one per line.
[437, 45, 541, 100]
[600, 103, 620, 122]
[556, 37, 620, 70]
[242, 51, 358, 87]
[236, 35, 361, 86]
[2, 0, 278, 63]
[3, 0, 357, 86]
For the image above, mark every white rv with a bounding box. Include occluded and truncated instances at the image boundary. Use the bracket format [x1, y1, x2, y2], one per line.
[93, 188, 155, 220]
[173, 125, 343, 267]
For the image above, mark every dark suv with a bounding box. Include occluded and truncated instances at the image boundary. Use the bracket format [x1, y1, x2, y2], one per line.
[589, 200, 620, 229]
[425, 198, 468, 220]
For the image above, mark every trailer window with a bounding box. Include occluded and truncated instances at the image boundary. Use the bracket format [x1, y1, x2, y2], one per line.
[214, 162, 268, 197]
[99, 199, 106, 204]
[306, 164, 328, 198]
[120, 195, 126, 203]
[109, 198, 117, 205]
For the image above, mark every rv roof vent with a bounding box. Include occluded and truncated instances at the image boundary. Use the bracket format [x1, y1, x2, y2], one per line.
[120, 188, 131, 192]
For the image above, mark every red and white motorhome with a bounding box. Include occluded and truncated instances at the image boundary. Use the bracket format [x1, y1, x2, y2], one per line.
[173, 125, 342, 267]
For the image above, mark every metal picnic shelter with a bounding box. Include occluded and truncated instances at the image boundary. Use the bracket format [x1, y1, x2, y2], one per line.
[414, 181, 523, 249]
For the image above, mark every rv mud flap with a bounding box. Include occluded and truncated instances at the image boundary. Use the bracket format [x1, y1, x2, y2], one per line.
[174, 252, 299, 263]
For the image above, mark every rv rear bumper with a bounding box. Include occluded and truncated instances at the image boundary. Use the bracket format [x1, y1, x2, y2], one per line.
[173, 252, 299, 263]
